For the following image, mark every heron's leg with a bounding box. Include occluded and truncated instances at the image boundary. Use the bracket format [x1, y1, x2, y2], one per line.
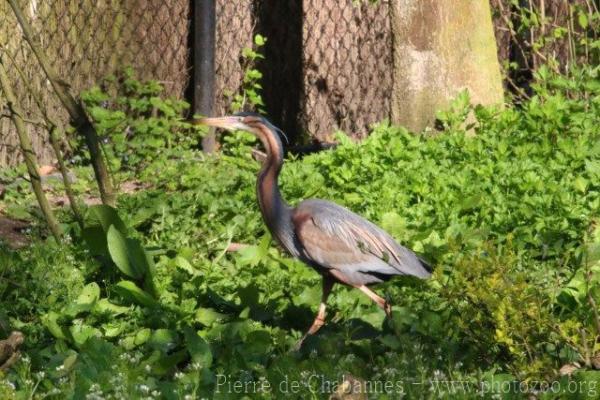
[295, 276, 334, 349]
[326, 269, 393, 318]
[357, 285, 392, 318]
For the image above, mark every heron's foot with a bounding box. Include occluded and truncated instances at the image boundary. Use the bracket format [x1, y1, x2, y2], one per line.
[293, 332, 315, 352]
[293, 336, 306, 352]
[293, 315, 326, 351]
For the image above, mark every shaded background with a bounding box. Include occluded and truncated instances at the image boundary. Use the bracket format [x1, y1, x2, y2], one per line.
[0, 0, 592, 166]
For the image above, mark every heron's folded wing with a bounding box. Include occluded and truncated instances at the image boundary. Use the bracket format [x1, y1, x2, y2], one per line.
[292, 200, 430, 279]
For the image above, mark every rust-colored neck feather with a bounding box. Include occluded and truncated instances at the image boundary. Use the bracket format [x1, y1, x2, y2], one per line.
[252, 123, 296, 253]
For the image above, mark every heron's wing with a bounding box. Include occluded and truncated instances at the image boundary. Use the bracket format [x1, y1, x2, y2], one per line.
[292, 199, 431, 283]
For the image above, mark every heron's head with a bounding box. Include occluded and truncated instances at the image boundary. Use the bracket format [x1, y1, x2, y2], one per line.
[198, 112, 261, 132]
[197, 112, 288, 144]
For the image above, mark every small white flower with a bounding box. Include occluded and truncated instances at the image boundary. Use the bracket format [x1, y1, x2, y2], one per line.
[433, 370, 446, 380]
[190, 362, 201, 371]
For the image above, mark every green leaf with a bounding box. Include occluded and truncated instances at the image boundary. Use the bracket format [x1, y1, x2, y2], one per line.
[381, 212, 406, 238]
[183, 327, 212, 368]
[145, 349, 187, 376]
[134, 328, 152, 345]
[149, 329, 179, 353]
[195, 307, 226, 326]
[114, 280, 157, 307]
[578, 12, 588, 29]
[42, 311, 69, 340]
[94, 299, 130, 315]
[334, 130, 353, 146]
[69, 321, 100, 347]
[102, 322, 124, 337]
[88, 205, 127, 234]
[175, 256, 200, 276]
[379, 334, 401, 350]
[76, 283, 100, 307]
[64, 283, 101, 317]
[574, 176, 588, 193]
[127, 237, 153, 279]
[58, 353, 78, 376]
[254, 34, 266, 46]
[82, 226, 108, 256]
[107, 225, 145, 279]
[237, 245, 260, 266]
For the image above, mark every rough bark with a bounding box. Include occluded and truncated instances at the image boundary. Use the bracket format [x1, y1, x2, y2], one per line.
[390, 0, 504, 131]
[0, 56, 62, 242]
[7, 0, 116, 206]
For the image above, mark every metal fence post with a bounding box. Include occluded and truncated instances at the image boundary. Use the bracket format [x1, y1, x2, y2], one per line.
[194, 0, 216, 152]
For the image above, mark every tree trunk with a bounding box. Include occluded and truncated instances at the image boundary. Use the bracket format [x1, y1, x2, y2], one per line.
[390, 0, 504, 131]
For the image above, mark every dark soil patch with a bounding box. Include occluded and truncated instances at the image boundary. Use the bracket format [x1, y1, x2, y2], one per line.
[0, 215, 29, 249]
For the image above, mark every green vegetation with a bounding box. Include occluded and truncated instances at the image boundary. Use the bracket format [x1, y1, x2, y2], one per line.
[0, 63, 599, 398]
[226, 34, 267, 114]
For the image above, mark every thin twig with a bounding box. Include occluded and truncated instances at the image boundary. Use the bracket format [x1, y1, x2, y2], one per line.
[7, 49, 84, 228]
[7, 0, 116, 206]
[0, 54, 62, 241]
[496, 0, 531, 70]
[588, 293, 600, 340]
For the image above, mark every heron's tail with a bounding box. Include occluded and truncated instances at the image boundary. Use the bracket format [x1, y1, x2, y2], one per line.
[417, 256, 433, 276]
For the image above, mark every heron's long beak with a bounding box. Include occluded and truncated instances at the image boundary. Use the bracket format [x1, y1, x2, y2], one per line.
[196, 116, 249, 132]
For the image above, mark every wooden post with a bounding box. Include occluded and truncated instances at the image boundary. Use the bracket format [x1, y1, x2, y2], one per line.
[194, 0, 217, 153]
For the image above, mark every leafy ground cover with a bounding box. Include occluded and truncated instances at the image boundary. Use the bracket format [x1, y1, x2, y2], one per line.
[0, 66, 599, 399]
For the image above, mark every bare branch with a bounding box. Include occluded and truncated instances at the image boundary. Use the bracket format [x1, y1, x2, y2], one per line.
[7, 0, 116, 206]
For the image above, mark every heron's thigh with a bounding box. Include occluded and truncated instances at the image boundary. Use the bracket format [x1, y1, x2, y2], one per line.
[328, 267, 383, 287]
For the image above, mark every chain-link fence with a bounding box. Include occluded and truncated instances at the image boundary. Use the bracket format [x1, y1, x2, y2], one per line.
[0, 0, 190, 167]
[214, 0, 392, 142]
[302, 1, 392, 141]
[1, 0, 594, 167]
[0, 0, 392, 167]
[214, 0, 255, 118]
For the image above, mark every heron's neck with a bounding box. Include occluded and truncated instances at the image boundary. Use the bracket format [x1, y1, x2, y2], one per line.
[256, 136, 295, 251]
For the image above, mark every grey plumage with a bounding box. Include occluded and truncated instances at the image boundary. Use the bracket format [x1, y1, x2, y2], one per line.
[292, 199, 431, 286]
